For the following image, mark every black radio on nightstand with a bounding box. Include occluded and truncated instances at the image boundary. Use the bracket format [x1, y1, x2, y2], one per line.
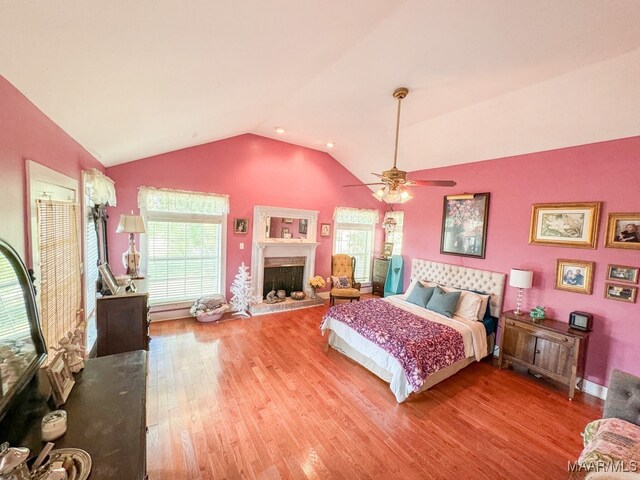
[569, 311, 593, 331]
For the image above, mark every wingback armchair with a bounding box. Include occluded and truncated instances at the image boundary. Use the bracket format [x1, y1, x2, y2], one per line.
[329, 254, 361, 306]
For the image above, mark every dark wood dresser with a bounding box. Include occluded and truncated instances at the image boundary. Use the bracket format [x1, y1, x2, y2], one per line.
[497, 310, 590, 400]
[372, 258, 390, 296]
[0, 351, 148, 479]
[96, 293, 150, 357]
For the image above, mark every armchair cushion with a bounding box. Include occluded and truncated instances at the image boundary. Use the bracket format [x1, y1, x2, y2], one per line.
[330, 287, 361, 298]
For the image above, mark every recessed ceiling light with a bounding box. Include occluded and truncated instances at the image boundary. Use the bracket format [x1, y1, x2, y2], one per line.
[326, 141, 335, 148]
[275, 127, 285, 134]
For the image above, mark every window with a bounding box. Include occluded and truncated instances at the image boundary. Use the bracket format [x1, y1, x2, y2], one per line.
[333, 207, 379, 284]
[384, 210, 404, 256]
[139, 187, 228, 305]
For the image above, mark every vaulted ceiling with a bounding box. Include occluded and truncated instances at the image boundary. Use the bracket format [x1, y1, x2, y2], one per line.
[1, 1, 639, 185]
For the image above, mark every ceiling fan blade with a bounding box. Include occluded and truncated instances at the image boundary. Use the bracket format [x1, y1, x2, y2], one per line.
[409, 180, 457, 187]
[343, 182, 385, 187]
[370, 172, 384, 178]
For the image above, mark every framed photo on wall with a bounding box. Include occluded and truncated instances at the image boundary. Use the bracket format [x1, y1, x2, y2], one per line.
[440, 193, 490, 258]
[299, 219, 308, 235]
[234, 218, 248, 234]
[604, 212, 640, 250]
[606, 264, 639, 284]
[381, 242, 394, 259]
[529, 202, 600, 248]
[604, 283, 637, 303]
[320, 223, 331, 237]
[554, 259, 594, 295]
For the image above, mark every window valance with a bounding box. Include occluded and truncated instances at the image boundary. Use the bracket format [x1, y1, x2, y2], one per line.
[138, 186, 229, 216]
[333, 207, 380, 225]
[84, 169, 117, 206]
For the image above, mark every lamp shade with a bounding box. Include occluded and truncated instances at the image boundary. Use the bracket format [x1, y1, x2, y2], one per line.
[509, 269, 533, 289]
[116, 213, 146, 234]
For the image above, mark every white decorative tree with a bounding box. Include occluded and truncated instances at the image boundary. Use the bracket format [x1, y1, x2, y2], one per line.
[230, 262, 255, 317]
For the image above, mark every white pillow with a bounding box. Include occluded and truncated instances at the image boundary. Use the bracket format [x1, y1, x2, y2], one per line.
[441, 286, 488, 321]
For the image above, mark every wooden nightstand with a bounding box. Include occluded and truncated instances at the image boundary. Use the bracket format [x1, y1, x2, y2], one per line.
[372, 258, 390, 296]
[498, 310, 590, 400]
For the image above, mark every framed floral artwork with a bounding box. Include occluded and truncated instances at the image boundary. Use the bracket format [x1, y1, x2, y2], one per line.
[529, 202, 600, 248]
[604, 212, 640, 250]
[555, 259, 594, 295]
[440, 193, 490, 258]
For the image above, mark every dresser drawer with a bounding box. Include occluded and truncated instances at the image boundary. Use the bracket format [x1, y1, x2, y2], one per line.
[503, 318, 573, 345]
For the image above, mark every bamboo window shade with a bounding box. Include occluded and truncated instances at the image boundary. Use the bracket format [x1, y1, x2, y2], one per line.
[37, 199, 83, 356]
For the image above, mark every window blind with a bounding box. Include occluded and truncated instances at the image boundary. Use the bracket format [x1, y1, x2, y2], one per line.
[146, 218, 223, 304]
[384, 210, 404, 256]
[85, 206, 99, 320]
[37, 199, 82, 354]
[0, 254, 31, 340]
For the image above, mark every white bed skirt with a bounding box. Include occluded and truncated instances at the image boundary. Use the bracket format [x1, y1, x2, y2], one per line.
[327, 329, 476, 403]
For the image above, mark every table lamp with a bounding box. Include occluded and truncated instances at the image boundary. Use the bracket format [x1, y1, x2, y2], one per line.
[509, 268, 533, 315]
[116, 211, 146, 278]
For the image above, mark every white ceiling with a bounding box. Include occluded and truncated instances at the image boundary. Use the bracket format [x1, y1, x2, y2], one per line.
[1, 1, 639, 183]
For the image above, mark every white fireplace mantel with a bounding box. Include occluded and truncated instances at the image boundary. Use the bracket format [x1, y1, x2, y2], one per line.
[251, 206, 320, 301]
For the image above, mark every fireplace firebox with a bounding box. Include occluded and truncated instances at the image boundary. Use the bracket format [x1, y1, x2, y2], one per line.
[263, 256, 305, 298]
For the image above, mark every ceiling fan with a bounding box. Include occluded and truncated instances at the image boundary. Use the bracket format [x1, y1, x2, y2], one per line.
[344, 87, 456, 203]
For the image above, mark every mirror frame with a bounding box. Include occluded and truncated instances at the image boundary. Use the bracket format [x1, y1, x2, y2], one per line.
[0, 238, 47, 420]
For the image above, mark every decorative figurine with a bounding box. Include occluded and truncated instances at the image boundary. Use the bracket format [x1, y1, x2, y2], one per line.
[530, 305, 546, 321]
[52, 335, 84, 373]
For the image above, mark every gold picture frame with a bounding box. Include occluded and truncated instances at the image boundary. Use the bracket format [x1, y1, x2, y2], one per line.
[381, 242, 394, 258]
[45, 351, 75, 407]
[604, 212, 640, 250]
[555, 259, 594, 295]
[606, 264, 639, 284]
[604, 283, 637, 303]
[529, 202, 600, 249]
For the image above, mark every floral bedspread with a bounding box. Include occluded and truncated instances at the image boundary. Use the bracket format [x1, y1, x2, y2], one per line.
[322, 299, 465, 391]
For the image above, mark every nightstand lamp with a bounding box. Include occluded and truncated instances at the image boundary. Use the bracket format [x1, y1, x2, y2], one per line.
[509, 268, 533, 315]
[116, 211, 146, 278]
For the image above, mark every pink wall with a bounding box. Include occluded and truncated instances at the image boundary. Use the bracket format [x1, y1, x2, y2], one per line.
[0, 75, 104, 261]
[400, 135, 640, 386]
[106, 134, 384, 295]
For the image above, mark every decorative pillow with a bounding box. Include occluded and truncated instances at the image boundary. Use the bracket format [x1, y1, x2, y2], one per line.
[404, 279, 438, 299]
[331, 276, 351, 288]
[578, 418, 640, 471]
[425, 286, 461, 318]
[406, 283, 435, 308]
[442, 285, 490, 322]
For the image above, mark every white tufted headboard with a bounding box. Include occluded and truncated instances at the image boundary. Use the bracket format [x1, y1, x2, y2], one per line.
[410, 259, 506, 317]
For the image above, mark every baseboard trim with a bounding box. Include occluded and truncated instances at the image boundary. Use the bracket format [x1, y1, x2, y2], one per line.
[581, 379, 608, 400]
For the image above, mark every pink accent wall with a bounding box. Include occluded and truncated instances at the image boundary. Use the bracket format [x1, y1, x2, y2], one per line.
[0, 75, 104, 262]
[106, 134, 384, 296]
[400, 135, 640, 386]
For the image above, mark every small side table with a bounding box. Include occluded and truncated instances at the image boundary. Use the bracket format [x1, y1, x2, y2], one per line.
[498, 310, 590, 400]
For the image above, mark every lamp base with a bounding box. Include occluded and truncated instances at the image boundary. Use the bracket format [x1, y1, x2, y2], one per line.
[123, 233, 141, 278]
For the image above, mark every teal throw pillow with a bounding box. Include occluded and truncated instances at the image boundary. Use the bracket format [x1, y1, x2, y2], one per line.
[426, 286, 461, 318]
[406, 283, 435, 308]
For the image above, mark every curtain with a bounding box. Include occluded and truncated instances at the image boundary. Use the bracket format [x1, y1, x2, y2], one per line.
[138, 186, 229, 216]
[333, 207, 380, 225]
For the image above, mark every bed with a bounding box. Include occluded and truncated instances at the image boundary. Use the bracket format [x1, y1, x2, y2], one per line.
[321, 259, 506, 402]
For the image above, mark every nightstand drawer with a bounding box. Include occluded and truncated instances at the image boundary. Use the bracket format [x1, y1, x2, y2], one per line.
[503, 318, 572, 345]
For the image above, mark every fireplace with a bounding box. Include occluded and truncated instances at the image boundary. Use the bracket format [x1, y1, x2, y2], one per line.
[251, 205, 320, 304]
[263, 256, 305, 298]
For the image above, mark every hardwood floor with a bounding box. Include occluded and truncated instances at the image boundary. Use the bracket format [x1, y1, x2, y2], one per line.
[146, 301, 602, 479]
